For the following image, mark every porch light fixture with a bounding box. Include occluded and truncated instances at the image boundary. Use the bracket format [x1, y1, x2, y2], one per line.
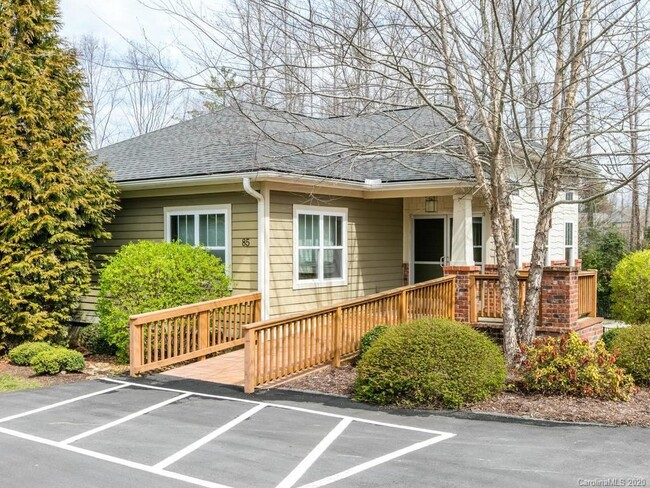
[425, 196, 438, 213]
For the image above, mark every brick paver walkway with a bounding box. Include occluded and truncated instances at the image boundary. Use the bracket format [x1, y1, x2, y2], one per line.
[161, 348, 245, 386]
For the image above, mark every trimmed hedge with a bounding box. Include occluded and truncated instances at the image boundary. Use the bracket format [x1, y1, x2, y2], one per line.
[519, 333, 635, 400]
[359, 325, 388, 358]
[30, 348, 86, 375]
[611, 250, 650, 324]
[98, 241, 232, 362]
[355, 319, 506, 408]
[611, 324, 650, 385]
[8, 342, 54, 366]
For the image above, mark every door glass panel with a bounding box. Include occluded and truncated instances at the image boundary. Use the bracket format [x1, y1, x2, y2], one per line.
[414, 263, 443, 282]
[414, 218, 445, 262]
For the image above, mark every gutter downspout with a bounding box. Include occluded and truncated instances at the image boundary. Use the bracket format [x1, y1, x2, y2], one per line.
[243, 177, 269, 320]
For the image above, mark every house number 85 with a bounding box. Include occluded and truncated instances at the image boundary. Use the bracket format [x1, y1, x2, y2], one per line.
[242, 238, 250, 247]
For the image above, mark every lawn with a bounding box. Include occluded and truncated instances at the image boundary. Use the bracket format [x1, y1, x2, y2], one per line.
[0, 372, 39, 393]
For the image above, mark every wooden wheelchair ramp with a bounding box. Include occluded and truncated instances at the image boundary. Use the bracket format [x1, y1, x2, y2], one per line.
[161, 348, 245, 386]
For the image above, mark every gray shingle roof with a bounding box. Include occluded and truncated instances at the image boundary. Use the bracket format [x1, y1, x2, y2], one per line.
[96, 106, 474, 184]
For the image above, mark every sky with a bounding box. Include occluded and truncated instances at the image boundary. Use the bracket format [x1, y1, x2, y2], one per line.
[58, 1, 179, 46]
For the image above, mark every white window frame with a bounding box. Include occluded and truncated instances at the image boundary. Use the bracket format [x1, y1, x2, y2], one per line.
[513, 217, 521, 268]
[565, 221, 575, 265]
[164, 204, 232, 271]
[472, 214, 485, 267]
[293, 205, 348, 289]
[565, 191, 574, 201]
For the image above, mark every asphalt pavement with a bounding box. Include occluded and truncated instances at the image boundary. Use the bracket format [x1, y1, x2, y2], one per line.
[0, 375, 647, 488]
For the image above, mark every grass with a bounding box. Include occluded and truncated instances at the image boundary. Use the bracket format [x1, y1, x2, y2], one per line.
[0, 372, 39, 393]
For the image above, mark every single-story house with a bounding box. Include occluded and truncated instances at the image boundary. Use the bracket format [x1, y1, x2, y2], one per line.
[80, 106, 578, 322]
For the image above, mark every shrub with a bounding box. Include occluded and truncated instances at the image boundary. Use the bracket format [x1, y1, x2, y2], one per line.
[611, 250, 650, 324]
[79, 323, 117, 356]
[601, 328, 623, 351]
[519, 333, 635, 400]
[359, 325, 388, 358]
[580, 227, 627, 318]
[611, 324, 650, 385]
[355, 319, 506, 408]
[8, 342, 55, 366]
[98, 241, 232, 362]
[30, 348, 86, 375]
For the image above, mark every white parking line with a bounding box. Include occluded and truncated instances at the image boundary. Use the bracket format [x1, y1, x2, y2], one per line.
[0, 425, 232, 488]
[153, 403, 267, 470]
[0, 379, 456, 488]
[0, 384, 129, 424]
[61, 392, 193, 445]
[297, 432, 457, 488]
[276, 417, 353, 488]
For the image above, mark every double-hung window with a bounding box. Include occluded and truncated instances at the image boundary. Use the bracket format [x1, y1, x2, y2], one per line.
[165, 205, 230, 267]
[565, 222, 575, 264]
[294, 206, 347, 287]
[513, 217, 521, 268]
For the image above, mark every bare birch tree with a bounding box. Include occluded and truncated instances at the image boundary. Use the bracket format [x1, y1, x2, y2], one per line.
[75, 35, 121, 149]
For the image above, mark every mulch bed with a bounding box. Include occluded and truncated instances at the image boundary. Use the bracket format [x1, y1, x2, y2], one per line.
[0, 354, 128, 389]
[281, 364, 650, 427]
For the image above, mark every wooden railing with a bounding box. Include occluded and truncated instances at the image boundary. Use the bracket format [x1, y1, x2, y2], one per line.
[469, 273, 529, 322]
[578, 270, 598, 318]
[470, 269, 599, 323]
[129, 292, 262, 375]
[243, 276, 456, 393]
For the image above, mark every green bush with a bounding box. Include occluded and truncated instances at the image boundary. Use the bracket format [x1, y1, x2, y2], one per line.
[8, 342, 55, 366]
[611, 324, 650, 385]
[519, 333, 634, 400]
[359, 325, 388, 358]
[611, 250, 650, 324]
[580, 227, 627, 318]
[601, 328, 623, 351]
[79, 323, 117, 356]
[98, 241, 232, 362]
[355, 319, 506, 408]
[30, 348, 86, 375]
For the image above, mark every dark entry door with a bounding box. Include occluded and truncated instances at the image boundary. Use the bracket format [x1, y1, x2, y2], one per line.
[413, 217, 446, 283]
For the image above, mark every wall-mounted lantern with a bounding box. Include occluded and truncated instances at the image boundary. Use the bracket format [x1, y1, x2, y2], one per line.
[425, 196, 438, 213]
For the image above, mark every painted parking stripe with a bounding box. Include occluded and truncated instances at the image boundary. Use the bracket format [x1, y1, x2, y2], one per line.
[0, 384, 129, 424]
[276, 417, 353, 488]
[0, 425, 232, 488]
[297, 432, 456, 488]
[153, 403, 267, 470]
[100, 379, 451, 436]
[60, 392, 193, 445]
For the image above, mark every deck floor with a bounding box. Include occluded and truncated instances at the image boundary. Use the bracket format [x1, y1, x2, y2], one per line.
[161, 348, 245, 386]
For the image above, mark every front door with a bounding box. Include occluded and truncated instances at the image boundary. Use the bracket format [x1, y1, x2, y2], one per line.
[413, 217, 447, 283]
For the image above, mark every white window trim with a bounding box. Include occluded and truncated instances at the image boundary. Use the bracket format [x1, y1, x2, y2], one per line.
[472, 213, 485, 267]
[293, 205, 348, 289]
[163, 204, 232, 272]
[513, 217, 521, 268]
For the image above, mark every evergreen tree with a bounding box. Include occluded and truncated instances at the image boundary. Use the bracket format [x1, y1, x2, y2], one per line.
[0, 0, 119, 349]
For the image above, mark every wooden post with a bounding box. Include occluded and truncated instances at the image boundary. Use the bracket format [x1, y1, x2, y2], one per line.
[198, 311, 209, 361]
[244, 328, 256, 393]
[254, 298, 262, 322]
[399, 290, 408, 323]
[332, 307, 343, 367]
[450, 277, 456, 320]
[129, 318, 141, 376]
[468, 276, 477, 324]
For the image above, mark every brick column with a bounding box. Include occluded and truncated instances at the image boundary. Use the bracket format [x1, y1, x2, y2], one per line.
[538, 266, 580, 331]
[443, 265, 481, 323]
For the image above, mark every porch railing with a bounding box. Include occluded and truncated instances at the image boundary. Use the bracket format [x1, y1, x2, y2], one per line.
[578, 270, 598, 317]
[129, 292, 262, 375]
[469, 270, 598, 323]
[243, 276, 456, 393]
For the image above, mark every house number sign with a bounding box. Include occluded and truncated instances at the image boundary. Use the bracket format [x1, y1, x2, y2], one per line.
[242, 238, 251, 247]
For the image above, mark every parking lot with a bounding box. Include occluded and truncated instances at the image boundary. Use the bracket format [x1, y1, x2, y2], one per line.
[0, 379, 454, 488]
[0, 376, 648, 488]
